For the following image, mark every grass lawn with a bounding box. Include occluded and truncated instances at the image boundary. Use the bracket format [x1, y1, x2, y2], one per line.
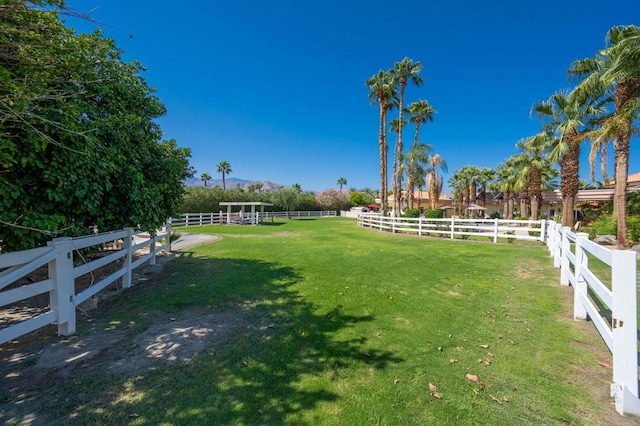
[12, 217, 631, 425]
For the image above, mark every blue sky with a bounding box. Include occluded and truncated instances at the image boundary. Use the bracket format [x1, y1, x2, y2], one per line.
[64, 0, 640, 193]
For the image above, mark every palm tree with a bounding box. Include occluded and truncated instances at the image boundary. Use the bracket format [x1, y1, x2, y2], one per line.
[476, 167, 495, 207]
[516, 132, 554, 220]
[255, 182, 264, 194]
[292, 183, 302, 193]
[496, 158, 519, 219]
[337, 177, 347, 190]
[404, 143, 431, 209]
[448, 171, 468, 217]
[532, 89, 602, 228]
[406, 100, 436, 208]
[201, 173, 211, 188]
[569, 25, 640, 248]
[425, 154, 447, 209]
[366, 70, 397, 215]
[390, 58, 423, 215]
[216, 161, 232, 190]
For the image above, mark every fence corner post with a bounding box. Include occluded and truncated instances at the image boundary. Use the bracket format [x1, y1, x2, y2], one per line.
[610, 249, 640, 415]
[539, 219, 546, 243]
[493, 218, 498, 243]
[573, 233, 589, 320]
[122, 227, 133, 288]
[47, 237, 76, 336]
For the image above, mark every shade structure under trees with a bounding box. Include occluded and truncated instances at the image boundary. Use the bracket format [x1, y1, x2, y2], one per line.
[219, 202, 273, 225]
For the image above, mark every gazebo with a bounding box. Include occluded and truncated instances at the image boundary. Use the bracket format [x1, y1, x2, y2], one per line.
[219, 202, 273, 225]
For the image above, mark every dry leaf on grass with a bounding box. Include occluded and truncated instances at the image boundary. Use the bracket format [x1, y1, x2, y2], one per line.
[449, 359, 458, 364]
[394, 378, 400, 385]
[487, 352, 494, 358]
[490, 394, 503, 405]
[431, 392, 442, 399]
[598, 361, 613, 369]
[466, 373, 485, 388]
[429, 383, 437, 392]
[479, 344, 489, 349]
[437, 346, 443, 352]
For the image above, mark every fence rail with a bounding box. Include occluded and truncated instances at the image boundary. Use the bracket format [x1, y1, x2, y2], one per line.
[0, 225, 171, 345]
[357, 214, 546, 243]
[546, 221, 639, 415]
[170, 210, 337, 227]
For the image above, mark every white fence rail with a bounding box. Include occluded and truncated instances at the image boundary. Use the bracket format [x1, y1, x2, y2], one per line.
[170, 210, 337, 227]
[546, 221, 639, 416]
[357, 214, 546, 243]
[0, 226, 171, 345]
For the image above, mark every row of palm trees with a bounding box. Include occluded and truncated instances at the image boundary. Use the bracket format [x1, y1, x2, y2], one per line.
[449, 25, 639, 248]
[200, 161, 232, 189]
[366, 58, 447, 214]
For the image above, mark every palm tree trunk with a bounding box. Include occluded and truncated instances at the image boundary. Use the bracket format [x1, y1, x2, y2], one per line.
[222, 172, 226, 190]
[559, 134, 580, 228]
[612, 77, 637, 248]
[394, 85, 406, 215]
[379, 103, 387, 215]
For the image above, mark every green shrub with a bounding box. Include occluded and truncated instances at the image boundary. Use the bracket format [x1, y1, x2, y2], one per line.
[424, 209, 444, 218]
[592, 215, 617, 236]
[628, 216, 640, 244]
[402, 208, 420, 218]
[489, 211, 501, 219]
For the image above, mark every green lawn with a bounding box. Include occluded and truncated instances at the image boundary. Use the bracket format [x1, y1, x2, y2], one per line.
[32, 218, 622, 424]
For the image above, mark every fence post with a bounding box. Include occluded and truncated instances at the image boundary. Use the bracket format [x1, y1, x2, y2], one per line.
[418, 216, 423, 237]
[184, 213, 189, 228]
[539, 219, 546, 243]
[610, 250, 640, 415]
[493, 218, 499, 243]
[122, 228, 133, 288]
[450, 217, 455, 240]
[166, 221, 172, 252]
[199, 213, 203, 226]
[573, 233, 589, 320]
[392, 215, 396, 233]
[150, 232, 157, 266]
[560, 227, 571, 285]
[47, 237, 75, 336]
[552, 224, 561, 268]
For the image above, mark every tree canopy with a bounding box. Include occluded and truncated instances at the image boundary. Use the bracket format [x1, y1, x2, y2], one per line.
[0, 1, 193, 251]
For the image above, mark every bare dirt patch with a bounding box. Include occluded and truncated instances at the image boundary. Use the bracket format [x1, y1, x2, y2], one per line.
[0, 249, 262, 425]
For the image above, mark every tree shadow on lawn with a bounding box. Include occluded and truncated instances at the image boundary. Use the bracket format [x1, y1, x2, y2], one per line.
[12, 255, 403, 425]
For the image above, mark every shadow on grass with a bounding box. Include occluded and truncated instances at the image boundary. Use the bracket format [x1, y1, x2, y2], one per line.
[23, 255, 402, 425]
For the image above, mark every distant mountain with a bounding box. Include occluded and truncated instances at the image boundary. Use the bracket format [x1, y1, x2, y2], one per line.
[184, 177, 282, 192]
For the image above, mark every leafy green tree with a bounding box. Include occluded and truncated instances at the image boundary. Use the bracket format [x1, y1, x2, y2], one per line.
[216, 161, 232, 190]
[0, 2, 192, 251]
[270, 187, 300, 219]
[350, 192, 375, 207]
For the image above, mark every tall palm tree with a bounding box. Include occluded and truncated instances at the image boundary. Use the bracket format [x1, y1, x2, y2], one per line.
[569, 25, 640, 247]
[448, 171, 468, 217]
[476, 167, 495, 207]
[366, 70, 397, 215]
[201, 172, 211, 188]
[389, 117, 408, 208]
[337, 177, 347, 190]
[517, 132, 555, 220]
[532, 89, 602, 228]
[425, 154, 447, 209]
[512, 152, 532, 218]
[390, 58, 423, 215]
[496, 158, 519, 219]
[404, 143, 431, 208]
[216, 161, 232, 190]
[406, 100, 436, 208]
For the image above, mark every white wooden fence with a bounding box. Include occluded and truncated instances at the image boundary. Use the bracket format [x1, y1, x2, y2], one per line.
[170, 210, 337, 227]
[0, 226, 170, 345]
[546, 221, 640, 415]
[357, 214, 547, 243]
